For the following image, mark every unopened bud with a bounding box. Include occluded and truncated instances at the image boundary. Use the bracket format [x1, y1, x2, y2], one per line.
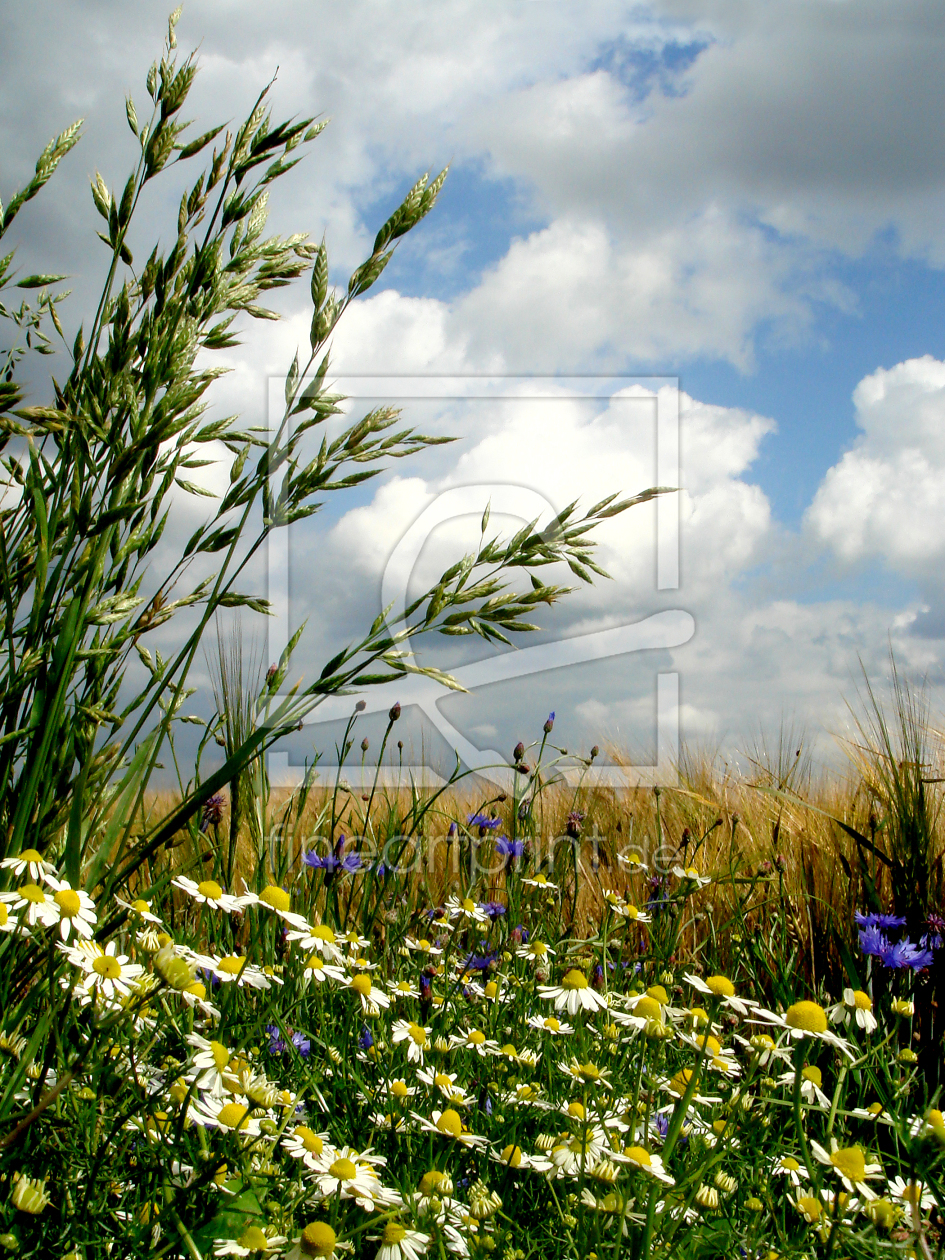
[543, 711, 555, 734]
[590, 745, 599, 759]
[389, 702, 401, 722]
[513, 742, 525, 762]
[355, 700, 366, 712]
[361, 737, 369, 753]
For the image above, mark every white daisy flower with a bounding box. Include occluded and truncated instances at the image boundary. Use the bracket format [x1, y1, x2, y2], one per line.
[417, 1067, 470, 1107]
[372, 1221, 430, 1260]
[682, 972, 755, 1016]
[527, 1014, 575, 1036]
[281, 1123, 333, 1167]
[237, 883, 308, 928]
[671, 865, 711, 888]
[195, 954, 272, 989]
[516, 940, 556, 963]
[490, 1143, 553, 1173]
[775, 1064, 830, 1108]
[403, 936, 443, 956]
[810, 1140, 883, 1200]
[189, 1097, 264, 1138]
[750, 1001, 855, 1059]
[0, 848, 56, 884]
[412, 1107, 489, 1148]
[72, 941, 145, 1003]
[559, 1057, 613, 1089]
[771, 1155, 808, 1188]
[444, 895, 490, 925]
[0, 894, 25, 935]
[538, 969, 609, 1016]
[522, 873, 559, 890]
[172, 876, 243, 914]
[114, 895, 164, 925]
[213, 1226, 287, 1256]
[343, 972, 390, 1015]
[392, 1020, 432, 1064]
[449, 1027, 499, 1055]
[46, 878, 96, 940]
[829, 988, 877, 1033]
[621, 1145, 675, 1184]
[186, 1033, 237, 1097]
[309, 1146, 398, 1211]
[887, 1175, 935, 1212]
[286, 922, 346, 964]
[11, 882, 60, 929]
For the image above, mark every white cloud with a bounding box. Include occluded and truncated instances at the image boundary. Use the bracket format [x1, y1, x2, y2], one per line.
[807, 355, 945, 570]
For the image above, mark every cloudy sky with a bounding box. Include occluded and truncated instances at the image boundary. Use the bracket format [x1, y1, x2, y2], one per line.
[4, 0, 945, 781]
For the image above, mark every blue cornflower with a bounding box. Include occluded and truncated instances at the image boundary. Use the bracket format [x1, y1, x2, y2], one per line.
[854, 910, 907, 929]
[858, 924, 889, 957]
[359, 1024, 374, 1051]
[883, 937, 936, 970]
[303, 835, 362, 875]
[462, 950, 497, 972]
[266, 1024, 286, 1055]
[479, 900, 506, 920]
[495, 836, 524, 858]
[468, 813, 502, 830]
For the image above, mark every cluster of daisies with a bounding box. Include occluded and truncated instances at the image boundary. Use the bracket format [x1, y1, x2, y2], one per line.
[0, 845, 941, 1259]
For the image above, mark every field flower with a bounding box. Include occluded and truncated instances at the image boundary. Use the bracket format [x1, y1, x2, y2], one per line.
[752, 1001, 854, 1057]
[672, 865, 711, 888]
[829, 988, 877, 1032]
[214, 1225, 288, 1255]
[344, 972, 390, 1015]
[11, 883, 60, 929]
[187, 1033, 236, 1096]
[522, 872, 559, 890]
[1, 848, 56, 884]
[10, 1172, 51, 1214]
[198, 954, 272, 990]
[286, 1222, 339, 1260]
[43, 878, 96, 940]
[417, 1067, 469, 1106]
[490, 1143, 552, 1173]
[621, 1146, 675, 1184]
[445, 895, 490, 925]
[310, 1148, 396, 1210]
[559, 1058, 612, 1089]
[811, 1141, 883, 1199]
[372, 1221, 430, 1260]
[74, 941, 145, 1003]
[282, 1125, 332, 1167]
[772, 1155, 808, 1187]
[449, 1028, 498, 1055]
[392, 1020, 431, 1063]
[287, 923, 346, 963]
[516, 939, 556, 963]
[538, 969, 609, 1015]
[191, 1098, 264, 1138]
[775, 1063, 830, 1107]
[172, 876, 243, 913]
[683, 973, 755, 1016]
[887, 1175, 935, 1212]
[239, 884, 308, 928]
[413, 1107, 489, 1147]
[527, 1014, 574, 1036]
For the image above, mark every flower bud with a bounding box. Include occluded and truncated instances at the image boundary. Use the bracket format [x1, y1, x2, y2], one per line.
[513, 741, 525, 762]
[543, 711, 555, 733]
[389, 701, 401, 722]
[361, 737, 369, 752]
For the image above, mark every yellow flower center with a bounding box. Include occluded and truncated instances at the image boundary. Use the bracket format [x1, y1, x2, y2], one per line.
[781, 1157, 800, 1172]
[697, 1034, 722, 1057]
[419, 1169, 445, 1195]
[197, 880, 223, 900]
[18, 849, 43, 864]
[186, 981, 206, 999]
[750, 1033, 775, 1051]
[436, 1108, 463, 1138]
[312, 924, 336, 943]
[383, 1223, 407, 1244]
[562, 969, 588, 990]
[852, 990, 872, 1011]
[796, 1196, 822, 1223]
[54, 889, 82, 918]
[294, 1126, 323, 1154]
[801, 1065, 822, 1086]
[567, 1101, 585, 1120]
[205, 1040, 227, 1071]
[351, 974, 372, 996]
[132, 899, 150, 914]
[579, 1062, 600, 1081]
[408, 1023, 428, 1046]
[867, 1101, 883, 1116]
[300, 1222, 337, 1257]
[391, 1081, 409, 1099]
[93, 956, 121, 979]
[462, 898, 476, 913]
[260, 885, 290, 912]
[634, 996, 663, 1023]
[217, 1103, 250, 1131]
[19, 883, 46, 904]
[328, 1157, 357, 1181]
[468, 1030, 486, 1045]
[0, 904, 8, 927]
[484, 981, 498, 999]
[544, 1017, 561, 1032]
[237, 1226, 270, 1251]
[830, 1146, 866, 1184]
[217, 956, 245, 975]
[706, 975, 735, 997]
[433, 1073, 453, 1091]
[646, 985, 669, 1005]
[626, 1146, 651, 1167]
[669, 1068, 694, 1097]
[532, 942, 548, 956]
[500, 1144, 523, 1167]
[901, 1181, 924, 1205]
[532, 874, 548, 885]
[785, 1001, 828, 1034]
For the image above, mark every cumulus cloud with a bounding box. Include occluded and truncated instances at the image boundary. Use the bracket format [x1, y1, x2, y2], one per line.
[807, 355, 945, 571]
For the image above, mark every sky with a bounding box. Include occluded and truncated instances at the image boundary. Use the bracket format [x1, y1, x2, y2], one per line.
[3, 0, 945, 784]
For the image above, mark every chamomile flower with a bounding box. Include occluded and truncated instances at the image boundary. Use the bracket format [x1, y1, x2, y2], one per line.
[343, 972, 390, 1015]
[1, 848, 56, 884]
[516, 939, 556, 963]
[78, 941, 145, 1003]
[12, 883, 60, 929]
[114, 895, 164, 925]
[811, 1140, 883, 1199]
[372, 1222, 430, 1260]
[172, 876, 243, 914]
[186, 1033, 237, 1097]
[829, 988, 877, 1033]
[683, 973, 755, 1016]
[310, 1147, 397, 1210]
[282, 1124, 332, 1167]
[0, 896, 25, 936]
[751, 1001, 855, 1058]
[413, 1107, 489, 1148]
[417, 1067, 470, 1107]
[449, 1028, 499, 1056]
[776, 1064, 830, 1108]
[672, 865, 711, 888]
[214, 1226, 288, 1256]
[601, 891, 651, 922]
[238, 884, 307, 928]
[388, 979, 420, 1000]
[887, 1175, 935, 1212]
[527, 1014, 575, 1036]
[538, 969, 609, 1015]
[772, 1155, 809, 1188]
[621, 1146, 675, 1184]
[522, 872, 559, 890]
[445, 895, 490, 925]
[733, 1032, 791, 1068]
[286, 923, 346, 964]
[197, 954, 272, 989]
[490, 1144, 552, 1173]
[403, 936, 444, 955]
[392, 1020, 431, 1063]
[189, 1098, 263, 1138]
[46, 878, 96, 940]
[285, 1222, 340, 1260]
[559, 1058, 613, 1089]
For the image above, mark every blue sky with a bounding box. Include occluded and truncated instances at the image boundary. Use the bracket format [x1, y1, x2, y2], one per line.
[4, 1, 945, 777]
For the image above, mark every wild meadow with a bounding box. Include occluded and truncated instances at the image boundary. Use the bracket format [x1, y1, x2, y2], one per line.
[0, 12, 943, 1259]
